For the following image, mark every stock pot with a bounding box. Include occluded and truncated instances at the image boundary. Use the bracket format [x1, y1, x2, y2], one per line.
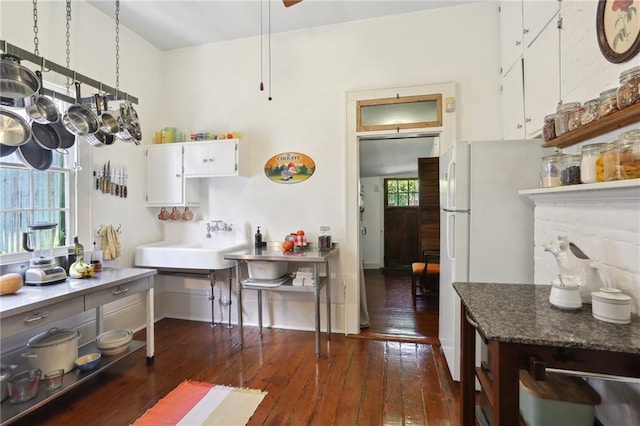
[22, 328, 80, 374]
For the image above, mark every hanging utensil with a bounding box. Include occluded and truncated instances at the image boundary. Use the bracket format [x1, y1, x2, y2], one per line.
[85, 95, 113, 147]
[0, 109, 32, 146]
[0, 54, 40, 109]
[51, 116, 76, 153]
[25, 71, 60, 125]
[17, 137, 52, 170]
[97, 94, 119, 136]
[0, 143, 18, 157]
[31, 121, 61, 150]
[62, 81, 99, 136]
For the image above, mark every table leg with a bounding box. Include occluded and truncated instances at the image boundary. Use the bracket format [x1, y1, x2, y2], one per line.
[258, 289, 263, 330]
[314, 263, 321, 356]
[236, 261, 243, 347]
[326, 260, 331, 339]
[490, 340, 520, 425]
[146, 284, 155, 366]
[460, 305, 476, 426]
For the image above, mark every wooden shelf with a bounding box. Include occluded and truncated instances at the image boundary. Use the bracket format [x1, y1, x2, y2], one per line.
[542, 103, 640, 149]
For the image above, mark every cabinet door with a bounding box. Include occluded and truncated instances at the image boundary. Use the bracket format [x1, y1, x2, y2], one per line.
[146, 144, 184, 205]
[500, 0, 523, 76]
[208, 141, 238, 175]
[523, 0, 560, 48]
[501, 59, 525, 139]
[524, 22, 560, 138]
[183, 143, 211, 177]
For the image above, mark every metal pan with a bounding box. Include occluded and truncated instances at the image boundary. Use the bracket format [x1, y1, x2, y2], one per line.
[0, 54, 39, 109]
[119, 101, 142, 145]
[1, 143, 18, 157]
[31, 121, 61, 150]
[0, 109, 32, 146]
[96, 94, 119, 135]
[62, 82, 99, 136]
[51, 119, 76, 152]
[17, 137, 52, 170]
[25, 71, 60, 124]
[85, 95, 113, 148]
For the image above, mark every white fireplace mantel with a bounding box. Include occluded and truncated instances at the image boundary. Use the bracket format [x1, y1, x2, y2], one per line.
[520, 180, 640, 203]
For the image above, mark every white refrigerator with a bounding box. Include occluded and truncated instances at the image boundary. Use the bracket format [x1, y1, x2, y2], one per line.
[438, 139, 542, 381]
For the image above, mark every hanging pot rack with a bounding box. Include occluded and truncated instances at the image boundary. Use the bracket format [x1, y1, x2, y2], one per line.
[0, 39, 138, 105]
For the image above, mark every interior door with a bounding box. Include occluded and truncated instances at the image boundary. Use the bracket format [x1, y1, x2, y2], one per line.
[383, 178, 419, 269]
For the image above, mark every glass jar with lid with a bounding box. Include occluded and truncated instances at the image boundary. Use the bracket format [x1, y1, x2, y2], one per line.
[602, 141, 622, 181]
[555, 102, 581, 136]
[568, 106, 585, 131]
[598, 88, 619, 118]
[617, 129, 640, 180]
[617, 66, 640, 110]
[540, 153, 564, 188]
[581, 99, 600, 126]
[542, 113, 556, 143]
[560, 154, 581, 185]
[580, 143, 605, 184]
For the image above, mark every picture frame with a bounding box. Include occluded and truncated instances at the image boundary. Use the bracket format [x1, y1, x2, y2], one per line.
[596, 0, 640, 63]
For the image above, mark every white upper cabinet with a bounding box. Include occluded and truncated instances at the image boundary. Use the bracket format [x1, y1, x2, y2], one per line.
[500, 0, 524, 76]
[183, 139, 248, 178]
[522, 0, 560, 48]
[502, 59, 526, 139]
[145, 144, 200, 207]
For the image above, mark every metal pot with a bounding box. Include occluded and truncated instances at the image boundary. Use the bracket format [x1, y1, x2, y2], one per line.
[119, 101, 141, 144]
[22, 328, 80, 374]
[97, 94, 119, 136]
[51, 119, 76, 153]
[25, 71, 60, 124]
[62, 81, 99, 137]
[0, 364, 12, 402]
[0, 54, 39, 109]
[85, 95, 114, 147]
[0, 109, 32, 146]
[31, 121, 62, 150]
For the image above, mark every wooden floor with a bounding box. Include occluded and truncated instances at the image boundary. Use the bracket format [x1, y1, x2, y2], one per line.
[15, 271, 460, 426]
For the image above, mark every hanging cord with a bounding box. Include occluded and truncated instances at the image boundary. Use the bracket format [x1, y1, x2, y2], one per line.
[259, 0, 264, 91]
[32, 0, 39, 57]
[115, 0, 120, 99]
[65, 0, 71, 95]
[268, 0, 272, 101]
[557, 13, 563, 106]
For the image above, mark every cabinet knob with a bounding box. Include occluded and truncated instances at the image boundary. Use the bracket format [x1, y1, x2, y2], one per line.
[176, 173, 181, 178]
[208, 158, 214, 162]
[515, 40, 521, 46]
[525, 117, 532, 123]
[202, 159, 208, 163]
[523, 28, 529, 34]
[517, 124, 523, 129]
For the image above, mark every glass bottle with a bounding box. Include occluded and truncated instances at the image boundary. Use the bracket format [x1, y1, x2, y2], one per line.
[73, 236, 84, 260]
[560, 154, 581, 185]
[602, 141, 622, 182]
[555, 102, 581, 136]
[567, 106, 585, 131]
[580, 143, 605, 184]
[541, 153, 563, 188]
[617, 66, 640, 110]
[580, 99, 600, 126]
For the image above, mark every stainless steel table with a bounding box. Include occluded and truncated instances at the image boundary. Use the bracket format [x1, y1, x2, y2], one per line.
[225, 243, 339, 357]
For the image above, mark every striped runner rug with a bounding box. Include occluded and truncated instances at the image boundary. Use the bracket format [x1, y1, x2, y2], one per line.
[132, 380, 267, 426]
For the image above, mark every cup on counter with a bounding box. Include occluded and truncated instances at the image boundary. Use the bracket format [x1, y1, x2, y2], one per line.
[44, 369, 64, 390]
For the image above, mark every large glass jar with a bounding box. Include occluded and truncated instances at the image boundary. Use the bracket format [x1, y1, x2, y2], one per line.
[602, 141, 622, 181]
[542, 113, 556, 143]
[617, 129, 640, 180]
[555, 102, 581, 136]
[617, 66, 640, 110]
[598, 88, 619, 118]
[540, 153, 563, 188]
[568, 106, 585, 131]
[560, 154, 581, 185]
[581, 99, 600, 126]
[580, 143, 605, 183]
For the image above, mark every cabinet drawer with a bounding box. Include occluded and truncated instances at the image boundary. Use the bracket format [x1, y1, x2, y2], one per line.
[1, 297, 84, 338]
[85, 278, 150, 309]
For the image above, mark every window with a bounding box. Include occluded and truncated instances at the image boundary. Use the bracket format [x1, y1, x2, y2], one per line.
[0, 108, 75, 255]
[385, 178, 419, 207]
[357, 94, 442, 132]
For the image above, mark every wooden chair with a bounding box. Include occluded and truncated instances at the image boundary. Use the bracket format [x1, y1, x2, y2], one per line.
[411, 251, 440, 306]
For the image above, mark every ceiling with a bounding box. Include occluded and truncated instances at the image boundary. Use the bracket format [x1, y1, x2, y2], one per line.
[359, 135, 437, 177]
[87, 0, 480, 51]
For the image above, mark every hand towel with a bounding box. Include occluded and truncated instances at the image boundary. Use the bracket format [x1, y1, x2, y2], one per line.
[101, 225, 122, 260]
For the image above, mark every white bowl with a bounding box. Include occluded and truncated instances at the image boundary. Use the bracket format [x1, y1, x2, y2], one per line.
[591, 288, 631, 324]
[96, 329, 133, 349]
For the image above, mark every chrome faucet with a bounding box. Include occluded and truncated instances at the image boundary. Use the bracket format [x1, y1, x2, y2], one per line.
[206, 222, 213, 238]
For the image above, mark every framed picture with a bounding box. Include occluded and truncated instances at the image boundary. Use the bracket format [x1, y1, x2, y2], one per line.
[596, 0, 640, 63]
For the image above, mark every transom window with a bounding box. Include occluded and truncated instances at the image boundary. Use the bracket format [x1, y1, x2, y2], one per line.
[385, 178, 419, 207]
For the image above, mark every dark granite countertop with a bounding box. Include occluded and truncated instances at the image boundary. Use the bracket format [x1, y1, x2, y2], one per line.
[453, 282, 640, 354]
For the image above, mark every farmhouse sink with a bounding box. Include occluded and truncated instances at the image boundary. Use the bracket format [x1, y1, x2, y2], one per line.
[134, 221, 250, 270]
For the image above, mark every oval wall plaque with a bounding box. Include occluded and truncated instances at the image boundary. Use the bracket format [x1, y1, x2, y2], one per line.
[264, 152, 316, 184]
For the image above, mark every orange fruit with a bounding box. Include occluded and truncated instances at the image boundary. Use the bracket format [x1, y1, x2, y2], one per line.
[296, 230, 305, 236]
[283, 241, 294, 251]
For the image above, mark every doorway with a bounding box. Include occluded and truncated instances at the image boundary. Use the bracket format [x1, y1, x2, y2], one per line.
[345, 82, 456, 335]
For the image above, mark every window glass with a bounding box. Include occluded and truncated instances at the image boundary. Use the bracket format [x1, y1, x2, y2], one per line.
[358, 94, 442, 132]
[385, 178, 419, 207]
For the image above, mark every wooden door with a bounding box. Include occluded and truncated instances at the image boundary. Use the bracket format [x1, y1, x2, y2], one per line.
[383, 179, 419, 269]
[418, 157, 440, 259]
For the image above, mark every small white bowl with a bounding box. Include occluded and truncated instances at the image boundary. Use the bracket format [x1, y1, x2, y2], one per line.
[591, 288, 631, 324]
[549, 279, 582, 310]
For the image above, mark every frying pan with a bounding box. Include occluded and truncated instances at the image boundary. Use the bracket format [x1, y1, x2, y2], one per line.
[25, 71, 60, 124]
[51, 119, 76, 152]
[0, 54, 39, 109]
[1, 143, 18, 157]
[62, 82, 99, 136]
[0, 109, 32, 146]
[31, 121, 61, 150]
[17, 137, 52, 170]
[119, 101, 142, 144]
[96, 94, 119, 135]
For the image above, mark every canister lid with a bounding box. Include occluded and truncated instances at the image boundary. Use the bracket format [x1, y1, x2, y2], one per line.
[591, 288, 631, 303]
[27, 327, 79, 348]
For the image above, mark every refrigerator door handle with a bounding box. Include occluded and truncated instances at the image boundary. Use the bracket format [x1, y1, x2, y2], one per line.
[443, 208, 470, 213]
[447, 157, 455, 210]
[447, 213, 455, 260]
